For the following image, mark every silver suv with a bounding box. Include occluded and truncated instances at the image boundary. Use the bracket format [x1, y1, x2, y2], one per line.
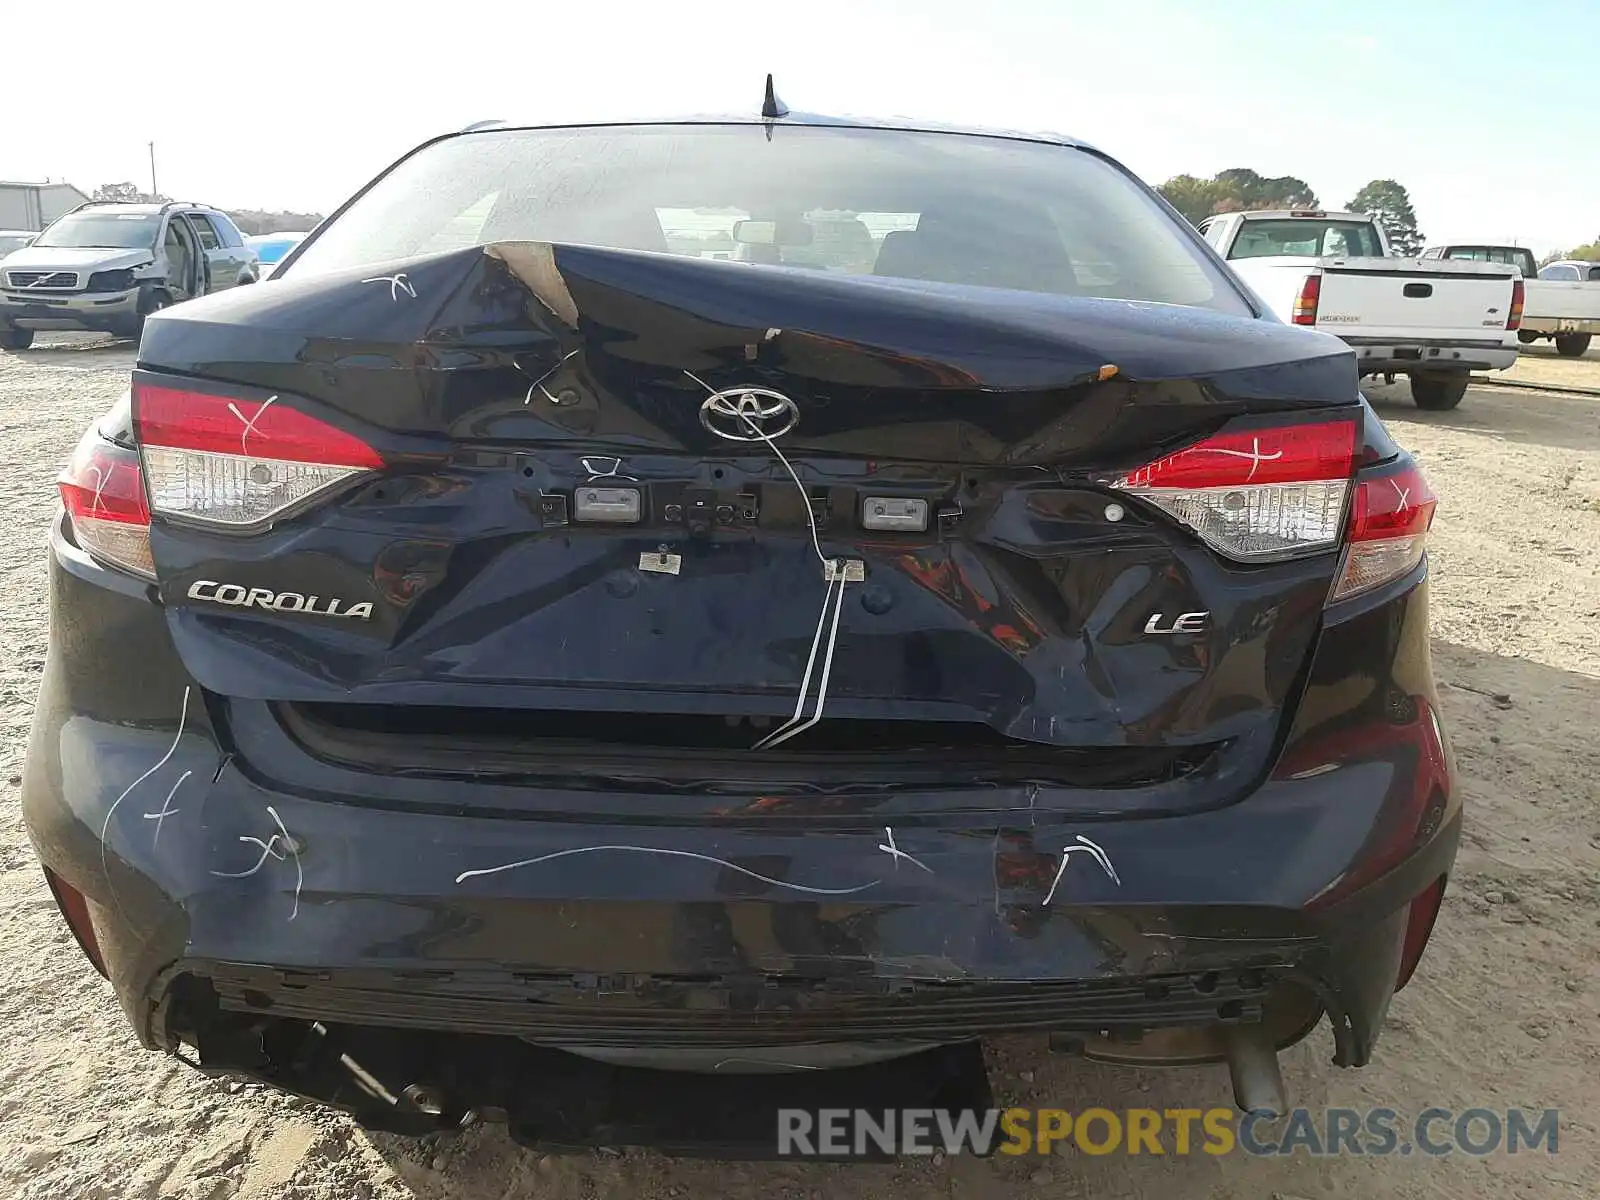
[0, 201, 257, 349]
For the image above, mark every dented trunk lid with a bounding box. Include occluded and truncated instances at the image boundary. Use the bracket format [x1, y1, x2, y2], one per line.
[135, 242, 1360, 789]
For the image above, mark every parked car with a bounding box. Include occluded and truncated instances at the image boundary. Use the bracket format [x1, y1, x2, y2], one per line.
[246, 230, 308, 279]
[1200, 209, 1522, 410]
[24, 111, 1456, 1150]
[0, 201, 257, 349]
[1422, 245, 1600, 358]
[0, 229, 33, 259]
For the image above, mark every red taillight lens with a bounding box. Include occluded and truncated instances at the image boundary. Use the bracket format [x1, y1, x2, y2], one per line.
[1114, 419, 1357, 561]
[1507, 279, 1524, 331]
[58, 428, 154, 578]
[1395, 876, 1447, 991]
[1330, 463, 1436, 601]
[1292, 274, 1321, 326]
[42, 867, 109, 978]
[133, 381, 382, 529]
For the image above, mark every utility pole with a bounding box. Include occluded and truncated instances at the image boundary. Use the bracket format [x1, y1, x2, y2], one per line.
[148, 142, 158, 199]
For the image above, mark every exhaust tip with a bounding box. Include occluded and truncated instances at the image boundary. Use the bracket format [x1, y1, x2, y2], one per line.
[1222, 1024, 1287, 1115]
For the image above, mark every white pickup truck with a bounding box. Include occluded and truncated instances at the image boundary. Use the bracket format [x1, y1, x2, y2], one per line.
[1199, 210, 1522, 410]
[1422, 245, 1600, 358]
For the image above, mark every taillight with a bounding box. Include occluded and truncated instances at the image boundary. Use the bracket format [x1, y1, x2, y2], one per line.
[58, 428, 154, 578]
[1114, 419, 1356, 561]
[1330, 462, 1436, 601]
[1507, 279, 1524, 331]
[42, 867, 109, 978]
[133, 381, 382, 529]
[1395, 876, 1446, 991]
[1292, 274, 1321, 326]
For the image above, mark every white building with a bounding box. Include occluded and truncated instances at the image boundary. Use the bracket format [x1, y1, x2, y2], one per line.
[0, 181, 91, 231]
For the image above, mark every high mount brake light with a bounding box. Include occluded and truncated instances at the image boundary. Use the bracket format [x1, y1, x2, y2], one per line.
[1330, 462, 1436, 601]
[58, 428, 154, 578]
[133, 382, 382, 529]
[1114, 419, 1356, 562]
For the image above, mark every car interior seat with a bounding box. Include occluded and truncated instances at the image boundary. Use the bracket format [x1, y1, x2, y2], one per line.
[872, 206, 1077, 294]
[164, 222, 192, 297]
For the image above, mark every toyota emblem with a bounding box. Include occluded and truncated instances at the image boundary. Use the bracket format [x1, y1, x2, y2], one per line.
[698, 387, 800, 442]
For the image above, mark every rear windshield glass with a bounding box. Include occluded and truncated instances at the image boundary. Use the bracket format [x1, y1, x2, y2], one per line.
[1440, 246, 1537, 276]
[1226, 220, 1385, 259]
[35, 213, 160, 250]
[287, 124, 1249, 314]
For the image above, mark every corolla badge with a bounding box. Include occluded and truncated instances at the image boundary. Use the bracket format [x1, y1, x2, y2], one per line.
[187, 580, 373, 620]
[699, 387, 800, 442]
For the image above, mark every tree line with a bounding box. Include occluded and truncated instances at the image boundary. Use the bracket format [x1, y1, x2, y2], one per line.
[1157, 169, 1426, 255]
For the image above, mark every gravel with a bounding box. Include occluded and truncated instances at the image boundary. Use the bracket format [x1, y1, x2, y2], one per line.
[1, 337, 1595, 1198]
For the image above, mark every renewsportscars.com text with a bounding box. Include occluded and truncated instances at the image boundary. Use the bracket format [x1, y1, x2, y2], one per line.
[776, 1107, 1560, 1157]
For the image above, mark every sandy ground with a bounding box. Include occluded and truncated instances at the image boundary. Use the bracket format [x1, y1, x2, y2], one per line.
[1502, 340, 1600, 390]
[0, 337, 1596, 1199]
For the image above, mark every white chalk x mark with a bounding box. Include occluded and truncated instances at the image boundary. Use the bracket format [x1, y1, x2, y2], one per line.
[100, 686, 192, 910]
[877, 826, 933, 874]
[210, 804, 303, 920]
[1195, 437, 1283, 481]
[225, 394, 277, 456]
[141, 769, 192, 849]
[1041, 835, 1122, 906]
[360, 272, 416, 302]
[581, 456, 639, 482]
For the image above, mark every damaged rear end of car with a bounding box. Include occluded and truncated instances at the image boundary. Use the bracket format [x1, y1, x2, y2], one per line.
[23, 118, 1457, 1153]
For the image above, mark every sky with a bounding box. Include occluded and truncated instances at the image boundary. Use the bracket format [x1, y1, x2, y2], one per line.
[6, 0, 1596, 254]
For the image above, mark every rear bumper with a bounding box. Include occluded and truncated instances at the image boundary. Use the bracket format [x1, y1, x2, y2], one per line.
[0, 286, 140, 331]
[24, 516, 1459, 1131]
[1338, 335, 1518, 373]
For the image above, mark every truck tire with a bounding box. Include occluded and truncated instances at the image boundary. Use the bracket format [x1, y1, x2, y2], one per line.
[1555, 333, 1592, 358]
[1410, 372, 1468, 411]
[0, 327, 34, 351]
[1516, 329, 1539, 344]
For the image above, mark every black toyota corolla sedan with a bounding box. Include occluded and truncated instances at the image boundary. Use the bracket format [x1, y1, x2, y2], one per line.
[23, 103, 1456, 1152]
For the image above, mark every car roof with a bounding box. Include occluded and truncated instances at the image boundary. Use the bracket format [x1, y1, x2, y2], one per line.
[456, 112, 1095, 152]
[71, 201, 220, 214]
[1235, 210, 1367, 221]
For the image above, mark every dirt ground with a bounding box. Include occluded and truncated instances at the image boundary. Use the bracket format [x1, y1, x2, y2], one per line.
[0, 338, 1595, 1200]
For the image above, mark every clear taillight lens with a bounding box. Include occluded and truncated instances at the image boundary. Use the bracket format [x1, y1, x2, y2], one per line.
[1330, 463, 1436, 601]
[58, 429, 154, 578]
[1113, 419, 1357, 562]
[133, 382, 382, 529]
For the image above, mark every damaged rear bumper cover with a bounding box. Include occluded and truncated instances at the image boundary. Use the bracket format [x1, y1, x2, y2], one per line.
[24, 522, 1458, 1141]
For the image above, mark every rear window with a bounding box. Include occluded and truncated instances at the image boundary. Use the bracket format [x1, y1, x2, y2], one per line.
[1441, 245, 1538, 276]
[287, 124, 1249, 314]
[1226, 219, 1385, 260]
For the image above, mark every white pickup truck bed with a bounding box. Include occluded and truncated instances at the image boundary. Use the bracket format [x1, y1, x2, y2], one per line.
[1243, 254, 1519, 371]
[1199, 211, 1521, 410]
[1424, 246, 1600, 357]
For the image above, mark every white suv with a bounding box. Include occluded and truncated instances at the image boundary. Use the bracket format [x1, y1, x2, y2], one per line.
[0, 202, 257, 349]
